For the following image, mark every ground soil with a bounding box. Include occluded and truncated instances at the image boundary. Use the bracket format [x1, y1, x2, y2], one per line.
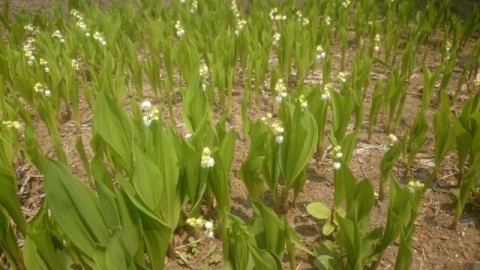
[1, 0, 480, 269]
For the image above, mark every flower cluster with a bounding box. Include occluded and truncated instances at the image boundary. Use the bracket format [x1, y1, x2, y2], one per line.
[23, 37, 36, 66]
[175, 20, 185, 37]
[190, 0, 198, 13]
[337, 72, 346, 83]
[234, 19, 247, 36]
[342, 0, 351, 8]
[274, 79, 287, 103]
[93, 31, 107, 46]
[269, 8, 287, 21]
[444, 40, 452, 60]
[52, 30, 65, 43]
[316, 45, 326, 61]
[388, 133, 397, 146]
[407, 180, 424, 193]
[260, 112, 273, 123]
[2, 121, 21, 130]
[199, 61, 209, 78]
[374, 34, 381, 52]
[201, 147, 215, 168]
[24, 24, 40, 35]
[296, 94, 308, 110]
[295, 11, 309, 26]
[39, 58, 50, 73]
[71, 9, 89, 36]
[271, 120, 284, 144]
[34, 82, 51, 97]
[186, 217, 214, 238]
[332, 145, 343, 170]
[260, 114, 285, 144]
[71, 59, 80, 71]
[320, 84, 332, 101]
[325, 16, 331, 26]
[231, 1, 247, 36]
[141, 100, 160, 127]
[199, 61, 209, 91]
[272, 32, 281, 47]
[231, 0, 239, 14]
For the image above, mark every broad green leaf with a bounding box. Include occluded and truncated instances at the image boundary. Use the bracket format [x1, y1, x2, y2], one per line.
[224, 214, 255, 270]
[331, 91, 354, 141]
[454, 159, 480, 222]
[339, 131, 358, 165]
[239, 156, 268, 200]
[249, 245, 282, 270]
[93, 91, 133, 173]
[307, 202, 331, 220]
[96, 181, 121, 229]
[250, 201, 285, 256]
[314, 255, 338, 270]
[377, 178, 411, 252]
[121, 190, 172, 270]
[406, 112, 429, 166]
[394, 233, 413, 270]
[23, 205, 68, 270]
[433, 92, 456, 169]
[322, 222, 335, 236]
[182, 83, 210, 132]
[116, 189, 142, 259]
[380, 144, 401, 179]
[133, 146, 163, 213]
[333, 162, 356, 207]
[144, 125, 181, 230]
[105, 232, 132, 270]
[0, 207, 20, 266]
[44, 159, 109, 257]
[280, 105, 318, 187]
[0, 168, 27, 234]
[335, 214, 361, 270]
[350, 180, 375, 229]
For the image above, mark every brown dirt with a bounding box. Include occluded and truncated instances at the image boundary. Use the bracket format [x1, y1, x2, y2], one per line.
[2, 1, 480, 269]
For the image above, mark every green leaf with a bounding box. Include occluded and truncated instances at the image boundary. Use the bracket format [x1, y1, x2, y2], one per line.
[105, 232, 131, 270]
[350, 180, 375, 229]
[333, 163, 356, 207]
[339, 131, 358, 165]
[121, 189, 172, 270]
[307, 202, 331, 220]
[133, 146, 163, 213]
[239, 156, 268, 200]
[44, 159, 109, 257]
[454, 159, 480, 222]
[0, 207, 20, 266]
[394, 233, 413, 270]
[149, 126, 181, 230]
[23, 205, 68, 270]
[93, 91, 133, 174]
[280, 104, 318, 187]
[250, 201, 285, 256]
[433, 92, 456, 169]
[115, 189, 142, 259]
[331, 91, 354, 141]
[249, 245, 282, 270]
[314, 255, 338, 270]
[96, 180, 121, 229]
[380, 144, 401, 179]
[0, 168, 27, 234]
[322, 222, 335, 236]
[335, 214, 361, 269]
